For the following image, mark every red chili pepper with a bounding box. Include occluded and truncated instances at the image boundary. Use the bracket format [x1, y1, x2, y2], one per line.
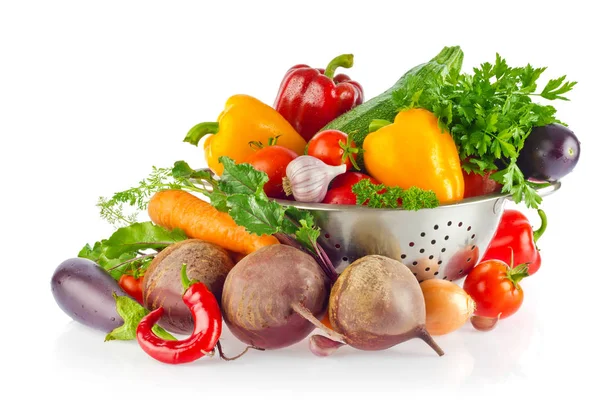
[274, 54, 364, 142]
[136, 264, 222, 364]
[480, 209, 547, 275]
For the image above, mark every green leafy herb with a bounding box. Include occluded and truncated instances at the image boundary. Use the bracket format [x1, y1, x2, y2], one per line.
[97, 164, 211, 228]
[219, 156, 269, 195]
[352, 180, 439, 210]
[79, 221, 187, 279]
[105, 293, 176, 342]
[225, 194, 285, 235]
[393, 53, 576, 208]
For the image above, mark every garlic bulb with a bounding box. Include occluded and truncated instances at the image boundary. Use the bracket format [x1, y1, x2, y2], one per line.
[284, 156, 347, 203]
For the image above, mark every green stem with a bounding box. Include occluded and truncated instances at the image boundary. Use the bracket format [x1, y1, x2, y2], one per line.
[183, 122, 219, 146]
[368, 119, 392, 133]
[324, 54, 354, 79]
[533, 209, 547, 244]
[181, 263, 191, 291]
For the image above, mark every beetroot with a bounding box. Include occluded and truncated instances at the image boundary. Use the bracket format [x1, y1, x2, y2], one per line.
[221, 244, 329, 350]
[328, 255, 444, 356]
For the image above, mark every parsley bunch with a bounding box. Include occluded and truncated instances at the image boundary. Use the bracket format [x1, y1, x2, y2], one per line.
[393, 53, 576, 208]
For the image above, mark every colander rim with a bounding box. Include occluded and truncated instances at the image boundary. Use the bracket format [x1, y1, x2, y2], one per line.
[194, 168, 561, 212]
[273, 181, 562, 212]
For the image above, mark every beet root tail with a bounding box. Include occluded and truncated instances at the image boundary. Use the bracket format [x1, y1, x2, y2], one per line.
[418, 329, 445, 357]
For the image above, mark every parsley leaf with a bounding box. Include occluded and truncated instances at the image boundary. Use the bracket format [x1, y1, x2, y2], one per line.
[393, 52, 576, 209]
[352, 180, 439, 210]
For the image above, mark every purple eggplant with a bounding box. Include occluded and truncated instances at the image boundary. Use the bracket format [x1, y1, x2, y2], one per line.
[517, 123, 580, 181]
[51, 258, 127, 332]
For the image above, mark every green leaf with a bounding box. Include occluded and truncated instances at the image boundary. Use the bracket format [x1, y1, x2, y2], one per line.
[208, 191, 229, 212]
[105, 293, 176, 342]
[295, 219, 321, 251]
[226, 194, 284, 236]
[103, 222, 187, 258]
[218, 156, 269, 195]
[540, 76, 577, 100]
[172, 161, 213, 180]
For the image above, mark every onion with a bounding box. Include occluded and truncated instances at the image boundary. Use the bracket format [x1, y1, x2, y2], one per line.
[420, 279, 476, 336]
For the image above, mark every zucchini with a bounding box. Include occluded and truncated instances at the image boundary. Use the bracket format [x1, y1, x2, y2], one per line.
[323, 46, 464, 145]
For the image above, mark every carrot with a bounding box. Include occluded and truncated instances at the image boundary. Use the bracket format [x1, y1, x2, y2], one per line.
[148, 189, 279, 255]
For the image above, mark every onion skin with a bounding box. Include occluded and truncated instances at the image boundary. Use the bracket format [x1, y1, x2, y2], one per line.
[420, 279, 475, 336]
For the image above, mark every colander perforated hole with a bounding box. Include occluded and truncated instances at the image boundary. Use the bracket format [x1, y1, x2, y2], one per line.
[437, 260, 442, 265]
[401, 254, 406, 259]
[467, 226, 472, 231]
[459, 269, 463, 274]
[420, 232, 426, 237]
[425, 267, 431, 271]
[429, 255, 434, 260]
[467, 257, 471, 262]
[324, 233, 330, 239]
[447, 221, 452, 226]
[419, 249, 425, 253]
[409, 242, 415, 247]
[342, 256, 348, 261]
[431, 240, 436, 245]
[335, 244, 341, 249]
[412, 261, 418, 266]
[471, 245, 476, 250]
[459, 222, 463, 227]
[434, 271, 439, 276]
[441, 248, 446, 252]
[471, 234, 475, 239]
[434, 225, 439, 230]
[443, 275, 447, 280]
[444, 235, 449, 240]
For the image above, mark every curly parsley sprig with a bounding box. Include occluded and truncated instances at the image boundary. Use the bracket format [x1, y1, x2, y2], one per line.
[393, 53, 576, 209]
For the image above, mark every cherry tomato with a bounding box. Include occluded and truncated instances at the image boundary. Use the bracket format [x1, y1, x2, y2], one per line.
[463, 259, 528, 320]
[247, 145, 298, 198]
[119, 274, 144, 304]
[329, 172, 379, 190]
[307, 129, 359, 169]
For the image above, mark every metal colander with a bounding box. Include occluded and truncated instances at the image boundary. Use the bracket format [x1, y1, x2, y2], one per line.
[276, 182, 561, 282]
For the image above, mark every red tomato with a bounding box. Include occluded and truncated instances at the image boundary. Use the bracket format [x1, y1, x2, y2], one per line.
[463, 169, 502, 198]
[119, 274, 144, 304]
[322, 185, 357, 205]
[307, 130, 358, 169]
[330, 172, 379, 190]
[246, 145, 298, 198]
[463, 259, 528, 320]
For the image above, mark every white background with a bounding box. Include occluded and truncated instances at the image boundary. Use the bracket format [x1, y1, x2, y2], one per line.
[2, 0, 598, 398]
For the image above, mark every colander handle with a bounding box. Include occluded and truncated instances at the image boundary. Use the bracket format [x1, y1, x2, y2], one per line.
[522, 180, 562, 200]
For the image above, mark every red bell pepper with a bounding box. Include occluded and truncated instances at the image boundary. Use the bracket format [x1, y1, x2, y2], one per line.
[480, 209, 547, 275]
[274, 54, 364, 142]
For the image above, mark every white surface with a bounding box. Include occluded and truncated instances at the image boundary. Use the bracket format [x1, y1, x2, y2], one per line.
[2, 0, 598, 398]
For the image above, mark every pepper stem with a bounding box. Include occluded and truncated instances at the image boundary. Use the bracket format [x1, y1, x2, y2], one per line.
[324, 54, 354, 79]
[181, 263, 198, 292]
[368, 119, 392, 133]
[533, 209, 547, 244]
[184, 122, 220, 146]
[339, 131, 362, 171]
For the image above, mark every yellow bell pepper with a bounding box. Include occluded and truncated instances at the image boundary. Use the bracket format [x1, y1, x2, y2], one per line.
[363, 108, 464, 203]
[184, 94, 307, 175]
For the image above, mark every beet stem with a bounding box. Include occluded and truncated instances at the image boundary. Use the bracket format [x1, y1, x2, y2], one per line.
[215, 340, 264, 361]
[418, 329, 445, 357]
[274, 233, 338, 283]
[291, 303, 346, 343]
